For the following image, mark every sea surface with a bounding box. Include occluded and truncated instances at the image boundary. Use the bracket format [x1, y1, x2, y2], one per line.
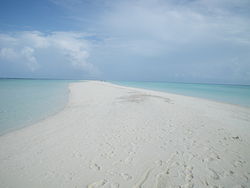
[0, 79, 72, 135]
[1, 80, 249, 135]
[113, 81, 250, 107]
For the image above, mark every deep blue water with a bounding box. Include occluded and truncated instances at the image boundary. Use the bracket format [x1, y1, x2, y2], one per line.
[112, 81, 250, 107]
[0, 79, 72, 135]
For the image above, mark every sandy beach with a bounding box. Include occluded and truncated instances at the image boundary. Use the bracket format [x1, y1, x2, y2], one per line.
[0, 81, 250, 188]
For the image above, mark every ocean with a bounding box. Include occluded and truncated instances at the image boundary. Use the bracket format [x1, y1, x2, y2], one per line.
[112, 81, 250, 107]
[0, 79, 71, 135]
[1, 79, 249, 135]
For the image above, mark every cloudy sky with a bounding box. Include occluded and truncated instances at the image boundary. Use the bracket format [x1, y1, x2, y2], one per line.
[0, 0, 250, 84]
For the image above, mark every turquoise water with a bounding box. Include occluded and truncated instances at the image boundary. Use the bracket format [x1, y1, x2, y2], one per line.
[0, 79, 71, 135]
[113, 81, 250, 107]
[1, 80, 249, 135]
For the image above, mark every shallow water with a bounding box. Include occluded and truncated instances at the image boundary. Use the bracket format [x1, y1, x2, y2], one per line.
[113, 81, 250, 107]
[0, 79, 72, 135]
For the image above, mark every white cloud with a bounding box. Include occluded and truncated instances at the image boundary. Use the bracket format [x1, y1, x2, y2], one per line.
[21, 47, 39, 71]
[20, 31, 50, 48]
[48, 0, 250, 54]
[0, 31, 95, 73]
[1, 0, 250, 82]
[0, 46, 39, 71]
[49, 32, 92, 69]
[100, 0, 250, 45]
[0, 48, 18, 60]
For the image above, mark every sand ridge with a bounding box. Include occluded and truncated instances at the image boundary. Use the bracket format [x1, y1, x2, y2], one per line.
[0, 81, 250, 187]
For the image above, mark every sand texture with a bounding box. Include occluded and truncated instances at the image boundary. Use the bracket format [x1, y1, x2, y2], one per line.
[0, 81, 250, 188]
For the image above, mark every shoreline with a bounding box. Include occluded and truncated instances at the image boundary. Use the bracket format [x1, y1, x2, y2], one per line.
[0, 79, 72, 136]
[1, 80, 249, 137]
[108, 81, 250, 109]
[7, 80, 249, 137]
[0, 81, 250, 187]
[0, 82, 72, 137]
[111, 81, 250, 108]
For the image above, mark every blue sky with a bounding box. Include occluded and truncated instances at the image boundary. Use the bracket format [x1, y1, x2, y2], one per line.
[0, 0, 250, 84]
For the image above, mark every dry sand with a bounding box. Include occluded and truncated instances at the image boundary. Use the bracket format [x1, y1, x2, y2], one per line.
[0, 81, 250, 188]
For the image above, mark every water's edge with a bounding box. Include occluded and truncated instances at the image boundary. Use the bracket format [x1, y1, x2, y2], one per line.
[0, 79, 75, 136]
[0, 86, 71, 136]
[111, 81, 250, 108]
[1, 80, 249, 136]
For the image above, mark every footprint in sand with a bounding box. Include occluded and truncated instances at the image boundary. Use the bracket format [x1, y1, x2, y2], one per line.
[208, 168, 220, 180]
[101, 150, 115, 159]
[233, 160, 246, 168]
[133, 168, 152, 188]
[233, 185, 247, 188]
[87, 179, 107, 188]
[182, 165, 194, 188]
[72, 151, 83, 158]
[120, 173, 132, 181]
[110, 183, 120, 188]
[124, 155, 134, 164]
[185, 166, 194, 182]
[87, 180, 120, 188]
[89, 161, 101, 171]
[155, 172, 172, 188]
[155, 160, 163, 167]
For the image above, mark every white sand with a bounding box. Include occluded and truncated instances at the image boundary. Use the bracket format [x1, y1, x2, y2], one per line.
[0, 81, 250, 188]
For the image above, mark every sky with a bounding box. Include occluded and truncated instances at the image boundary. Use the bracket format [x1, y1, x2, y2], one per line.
[0, 0, 250, 84]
